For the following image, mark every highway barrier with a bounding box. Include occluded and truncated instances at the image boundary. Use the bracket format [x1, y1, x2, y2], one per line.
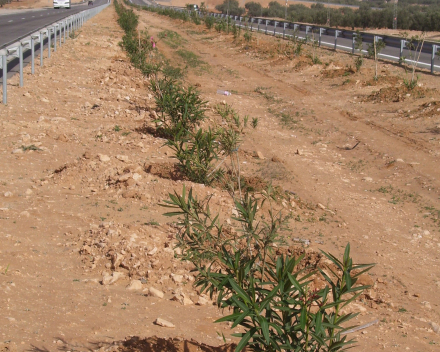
[0, 1, 110, 105]
[133, 2, 440, 76]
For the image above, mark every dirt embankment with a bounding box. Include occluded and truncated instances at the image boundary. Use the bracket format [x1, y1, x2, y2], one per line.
[1, 2, 440, 352]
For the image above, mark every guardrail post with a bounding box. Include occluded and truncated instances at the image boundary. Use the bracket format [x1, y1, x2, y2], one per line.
[19, 44, 23, 87]
[40, 31, 44, 66]
[265, 20, 268, 35]
[1, 53, 6, 105]
[250, 18, 253, 32]
[432, 44, 438, 74]
[273, 21, 278, 36]
[283, 23, 287, 39]
[319, 28, 325, 47]
[31, 35, 36, 74]
[400, 39, 406, 64]
[257, 19, 261, 32]
[334, 30, 341, 50]
[54, 24, 58, 52]
[48, 28, 52, 59]
[352, 32, 356, 54]
[305, 26, 311, 42]
[59, 22, 63, 47]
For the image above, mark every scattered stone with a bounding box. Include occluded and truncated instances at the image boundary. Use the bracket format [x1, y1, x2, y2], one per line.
[12, 149, 24, 154]
[317, 203, 326, 210]
[148, 247, 158, 256]
[149, 287, 164, 298]
[41, 98, 50, 103]
[362, 177, 373, 182]
[111, 253, 124, 269]
[430, 322, 440, 333]
[271, 156, 282, 163]
[101, 271, 125, 285]
[154, 318, 174, 328]
[3, 191, 13, 198]
[254, 151, 265, 159]
[422, 301, 432, 309]
[25, 189, 33, 195]
[126, 280, 143, 290]
[196, 296, 209, 306]
[122, 190, 138, 199]
[171, 274, 183, 284]
[116, 155, 129, 162]
[20, 211, 30, 218]
[57, 134, 69, 142]
[98, 154, 110, 162]
[118, 173, 132, 182]
[132, 173, 142, 181]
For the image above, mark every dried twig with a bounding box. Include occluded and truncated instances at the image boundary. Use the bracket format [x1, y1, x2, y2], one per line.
[337, 141, 360, 150]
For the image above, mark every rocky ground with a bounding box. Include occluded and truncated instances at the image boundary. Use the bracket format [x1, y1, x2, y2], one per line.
[1, 3, 440, 352]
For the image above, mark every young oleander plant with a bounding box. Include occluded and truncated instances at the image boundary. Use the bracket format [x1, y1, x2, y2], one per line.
[163, 184, 374, 352]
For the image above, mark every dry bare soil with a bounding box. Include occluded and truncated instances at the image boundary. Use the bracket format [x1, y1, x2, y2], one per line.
[1, 3, 440, 352]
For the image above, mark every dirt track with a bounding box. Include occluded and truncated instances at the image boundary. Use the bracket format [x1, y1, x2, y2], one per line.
[1, 3, 440, 352]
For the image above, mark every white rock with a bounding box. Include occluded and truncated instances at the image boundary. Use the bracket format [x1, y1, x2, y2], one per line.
[12, 149, 23, 154]
[171, 274, 183, 283]
[149, 287, 164, 298]
[126, 280, 143, 290]
[154, 318, 175, 328]
[430, 322, 440, 333]
[362, 177, 373, 182]
[98, 154, 110, 162]
[132, 173, 142, 181]
[148, 247, 158, 256]
[41, 98, 50, 103]
[3, 191, 13, 198]
[182, 295, 193, 306]
[317, 203, 326, 210]
[102, 271, 124, 285]
[118, 173, 132, 182]
[116, 155, 129, 162]
[20, 211, 30, 218]
[196, 296, 209, 306]
[25, 189, 33, 195]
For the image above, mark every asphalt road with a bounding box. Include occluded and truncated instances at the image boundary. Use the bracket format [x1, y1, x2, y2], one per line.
[0, 0, 108, 48]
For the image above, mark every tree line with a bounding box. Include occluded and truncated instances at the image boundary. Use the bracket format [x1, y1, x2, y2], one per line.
[215, 0, 440, 31]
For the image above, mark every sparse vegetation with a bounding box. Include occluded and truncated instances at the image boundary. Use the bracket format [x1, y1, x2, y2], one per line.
[163, 185, 374, 352]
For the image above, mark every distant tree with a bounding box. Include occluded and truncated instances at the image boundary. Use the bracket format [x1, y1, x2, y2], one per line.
[215, 0, 245, 16]
[263, 1, 284, 18]
[244, 1, 262, 17]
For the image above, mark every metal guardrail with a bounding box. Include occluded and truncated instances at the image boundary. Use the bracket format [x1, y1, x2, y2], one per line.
[0, 1, 111, 105]
[138, 3, 440, 75]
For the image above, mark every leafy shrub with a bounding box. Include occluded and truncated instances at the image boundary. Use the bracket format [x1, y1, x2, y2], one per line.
[115, 1, 138, 33]
[150, 77, 207, 138]
[167, 128, 223, 185]
[190, 10, 201, 25]
[204, 15, 215, 30]
[244, 30, 252, 43]
[163, 185, 375, 352]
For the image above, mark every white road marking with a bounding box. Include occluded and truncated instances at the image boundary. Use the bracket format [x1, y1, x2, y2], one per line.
[8, 20, 13, 22]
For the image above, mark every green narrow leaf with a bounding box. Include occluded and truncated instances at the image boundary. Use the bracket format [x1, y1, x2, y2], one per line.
[300, 305, 307, 330]
[259, 316, 270, 343]
[235, 327, 256, 352]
